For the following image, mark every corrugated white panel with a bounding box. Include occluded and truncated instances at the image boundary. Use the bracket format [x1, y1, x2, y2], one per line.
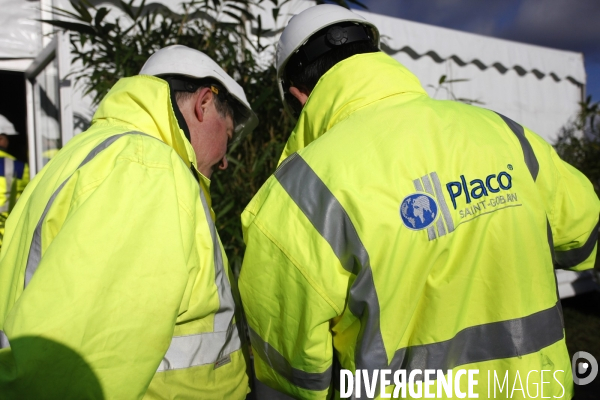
[355, 9, 584, 143]
[357, 9, 585, 84]
[394, 52, 581, 142]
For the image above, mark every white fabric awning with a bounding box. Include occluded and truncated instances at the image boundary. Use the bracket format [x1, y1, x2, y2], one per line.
[0, 0, 42, 59]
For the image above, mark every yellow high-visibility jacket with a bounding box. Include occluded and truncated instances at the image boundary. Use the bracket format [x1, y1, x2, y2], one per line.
[239, 52, 599, 399]
[0, 149, 29, 213]
[0, 150, 29, 248]
[0, 75, 249, 399]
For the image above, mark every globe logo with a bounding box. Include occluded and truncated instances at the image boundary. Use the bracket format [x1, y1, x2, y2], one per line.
[400, 193, 439, 230]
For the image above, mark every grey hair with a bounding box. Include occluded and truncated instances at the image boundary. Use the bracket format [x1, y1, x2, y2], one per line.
[175, 85, 234, 121]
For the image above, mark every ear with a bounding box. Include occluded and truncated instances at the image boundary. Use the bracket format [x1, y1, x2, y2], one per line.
[194, 87, 214, 123]
[289, 86, 310, 106]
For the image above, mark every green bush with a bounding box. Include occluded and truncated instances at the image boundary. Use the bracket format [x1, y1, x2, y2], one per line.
[554, 96, 600, 197]
[46, 0, 365, 272]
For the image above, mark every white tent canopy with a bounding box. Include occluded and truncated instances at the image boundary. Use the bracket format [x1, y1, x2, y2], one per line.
[0, 0, 42, 59]
[0, 0, 43, 71]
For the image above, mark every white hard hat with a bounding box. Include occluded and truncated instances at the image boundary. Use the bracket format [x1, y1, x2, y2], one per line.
[0, 114, 18, 135]
[276, 4, 380, 113]
[140, 45, 258, 138]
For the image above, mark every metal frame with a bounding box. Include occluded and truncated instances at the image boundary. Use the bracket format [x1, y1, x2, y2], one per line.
[25, 37, 57, 177]
[24, 31, 73, 177]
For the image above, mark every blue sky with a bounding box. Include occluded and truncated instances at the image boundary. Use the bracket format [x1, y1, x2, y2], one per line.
[348, 0, 600, 103]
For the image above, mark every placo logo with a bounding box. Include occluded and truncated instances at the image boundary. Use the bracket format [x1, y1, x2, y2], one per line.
[400, 193, 439, 230]
[446, 172, 512, 209]
[572, 351, 598, 385]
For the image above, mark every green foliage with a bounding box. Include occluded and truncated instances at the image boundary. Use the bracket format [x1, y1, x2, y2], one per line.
[554, 96, 600, 196]
[428, 74, 484, 105]
[45, 0, 365, 272]
[45, 0, 257, 105]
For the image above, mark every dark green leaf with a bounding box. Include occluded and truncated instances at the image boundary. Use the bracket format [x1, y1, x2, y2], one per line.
[73, 0, 94, 23]
[222, 10, 243, 23]
[94, 8, 110, 27]
[40, 19, 96, 35]
[118, 0, 136, 19]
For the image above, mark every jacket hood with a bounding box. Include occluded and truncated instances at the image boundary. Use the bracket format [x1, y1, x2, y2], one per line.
[92, 75, 197, 170]
[278, 52, 427, 163]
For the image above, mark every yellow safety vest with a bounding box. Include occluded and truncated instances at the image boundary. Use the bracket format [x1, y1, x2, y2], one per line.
[239, 52, 599, 399]
[0, 75, 249, 399]
[0, 150, 29, 248]
[0, 150, 29, 213]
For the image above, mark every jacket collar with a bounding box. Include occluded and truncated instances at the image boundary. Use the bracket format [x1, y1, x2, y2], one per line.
[279, 52, 428, 163]
[0, 149, 14, 159]
[93, 75, 198, 171]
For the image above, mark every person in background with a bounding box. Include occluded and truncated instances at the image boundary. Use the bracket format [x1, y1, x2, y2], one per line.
[0, 45, 257, 399]
[239, 4, 599, 399]
[0, 114, 29, 248]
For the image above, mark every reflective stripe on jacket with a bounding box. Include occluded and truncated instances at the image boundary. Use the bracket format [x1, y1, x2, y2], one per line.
[239, 52, 599, 399]
[0, 75, 249, 399]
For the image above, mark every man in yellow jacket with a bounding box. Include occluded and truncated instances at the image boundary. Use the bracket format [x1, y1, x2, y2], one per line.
[239, 5, 600, 399]
[0, 45, 257, 399]
[0, 114, 29, 248]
